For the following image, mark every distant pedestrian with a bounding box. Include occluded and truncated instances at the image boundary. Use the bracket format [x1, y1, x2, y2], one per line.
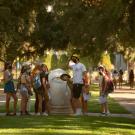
[4, 62, 18, 116]
[129, 69, 134, 89]
[118, 69, 123, 88]
[112, 70, 118, 89]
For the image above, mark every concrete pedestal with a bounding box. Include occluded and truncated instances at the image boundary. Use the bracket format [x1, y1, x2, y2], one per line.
[48, 69, 73, 114]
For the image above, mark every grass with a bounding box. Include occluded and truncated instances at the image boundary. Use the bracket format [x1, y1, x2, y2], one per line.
[0, 84, 134, 135]
[0, 116, 135, 135]
[88, 84, 129, 114]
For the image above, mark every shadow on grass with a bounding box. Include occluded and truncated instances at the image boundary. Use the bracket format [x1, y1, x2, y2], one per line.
[0, 116, 135, 135]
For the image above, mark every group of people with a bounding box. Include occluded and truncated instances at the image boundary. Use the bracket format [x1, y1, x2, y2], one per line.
[3, 54, 134, 116]
[112, 68, 134, 89]
[4, 62, 50, 116]
[3, 54, 91, 116]
[112, 69, 124, 89]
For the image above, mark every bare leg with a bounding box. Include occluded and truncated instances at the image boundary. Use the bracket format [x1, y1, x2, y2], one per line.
[21, 95, 25, 114]
[71, 98, 75, 113]
[11, 93, 18, 114]
[101, 104, 105, 113]
[6, 93, 11, 114]
[83, 101, 88, 113]
[74, 98, 82, 114]
[104, 102, 108, 113]
[38, 94, 43, 114]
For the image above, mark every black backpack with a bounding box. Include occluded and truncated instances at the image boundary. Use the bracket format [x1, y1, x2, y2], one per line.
[106, 79, 114, 93]
[103, 76, 114, 94]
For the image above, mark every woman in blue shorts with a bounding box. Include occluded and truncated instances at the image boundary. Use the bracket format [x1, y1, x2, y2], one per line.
[4, 62, 18, 116]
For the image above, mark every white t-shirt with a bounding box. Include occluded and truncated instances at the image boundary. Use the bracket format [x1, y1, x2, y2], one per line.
[69, 62, 86, 84]
[4, 70, 12, 82]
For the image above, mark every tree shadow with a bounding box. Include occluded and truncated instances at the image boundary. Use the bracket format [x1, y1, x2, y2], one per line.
[0, 116, 135, 135]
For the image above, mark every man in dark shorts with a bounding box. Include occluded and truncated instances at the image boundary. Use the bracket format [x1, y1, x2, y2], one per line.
[68, 54, 86, 115]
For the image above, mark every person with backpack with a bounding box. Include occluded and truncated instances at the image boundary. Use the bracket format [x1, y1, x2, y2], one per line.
[4, 62, 18, 116]
[98, 66, 112, 116]
[32, 64, 49, 116]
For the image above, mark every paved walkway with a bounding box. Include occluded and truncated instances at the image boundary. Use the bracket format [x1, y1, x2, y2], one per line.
[109, 86, 135, 114]
[0, 90, 5, 105]
[0, 112, 134, 119]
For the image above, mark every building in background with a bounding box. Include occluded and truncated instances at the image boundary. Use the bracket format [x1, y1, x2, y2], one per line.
[114, 53, 127, 71]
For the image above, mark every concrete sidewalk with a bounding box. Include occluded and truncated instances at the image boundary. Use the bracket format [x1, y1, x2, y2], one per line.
[109, 86, 135, 114]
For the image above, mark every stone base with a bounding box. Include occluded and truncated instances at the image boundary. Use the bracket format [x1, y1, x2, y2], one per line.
[50, 105, 73, 115]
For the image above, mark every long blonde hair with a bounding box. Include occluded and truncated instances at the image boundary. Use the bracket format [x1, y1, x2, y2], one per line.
[32, 65, 41, 77]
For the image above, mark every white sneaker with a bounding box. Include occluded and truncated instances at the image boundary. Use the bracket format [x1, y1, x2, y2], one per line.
[73, 109, 83, 116]
[73, 113, 80, 116]
[100, 112, 106, 116]
[42, 112, 48, 116]
[106, 111, 111, 116]
[107, 110, 110, 114]
[36, 112, 41, 116]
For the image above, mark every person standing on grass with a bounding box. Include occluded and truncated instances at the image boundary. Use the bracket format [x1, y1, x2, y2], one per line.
[82, 70, 91, 115]
[129, 69, 134, 89]
[98, 65, 110, 116]
[40, 64, 50, 115]
[19, 65, 32, 115]
[32, 64, 49, 116]
[4, 62, 18, 116]
[60, 73, 75, 113]
[68, 54, 86, 116]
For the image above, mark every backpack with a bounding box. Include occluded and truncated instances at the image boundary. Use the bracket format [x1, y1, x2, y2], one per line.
[105, 79, 114, 93]
[103, 75, 114, 94]
[33, 74, 41, 90]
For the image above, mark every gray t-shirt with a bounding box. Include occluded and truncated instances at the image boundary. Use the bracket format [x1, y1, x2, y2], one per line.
[4, 70, 12, 83]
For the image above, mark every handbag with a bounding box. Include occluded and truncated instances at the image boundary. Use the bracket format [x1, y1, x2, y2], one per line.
[99, 95, 107, 104]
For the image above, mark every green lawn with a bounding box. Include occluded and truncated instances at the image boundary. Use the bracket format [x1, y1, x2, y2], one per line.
[88, 84, 129, 114]
[0, 84, 134, 135]
[0, 116, 135, 135]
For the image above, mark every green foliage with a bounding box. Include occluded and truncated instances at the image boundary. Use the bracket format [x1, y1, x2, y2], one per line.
[51, 54, 58, 70]
[80, 56, 91, 69]
[100, 51, 113, 70]
[58, 53, 68, 69]
[44, 53, 52, 70]
[0, 0, 135, 64]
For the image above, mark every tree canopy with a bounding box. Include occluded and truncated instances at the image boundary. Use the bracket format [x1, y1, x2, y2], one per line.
[0, 0, 135, 63]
